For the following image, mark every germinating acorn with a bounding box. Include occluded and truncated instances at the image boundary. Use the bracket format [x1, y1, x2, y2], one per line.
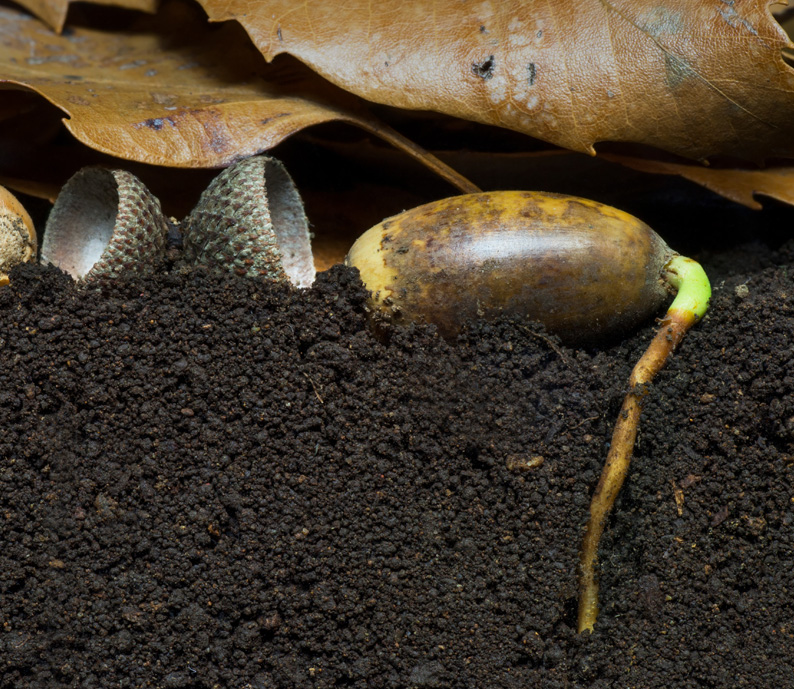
[347, 190, 710, 633]
[346, 190, 679, 344]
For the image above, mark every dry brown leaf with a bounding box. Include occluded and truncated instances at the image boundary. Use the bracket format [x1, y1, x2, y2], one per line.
[0, 2, 340, 167]
[201, 0, 794, 163]
[13, 0, 158, 34]
[603, 154, 794, 209]
[0, 1, 477, 190]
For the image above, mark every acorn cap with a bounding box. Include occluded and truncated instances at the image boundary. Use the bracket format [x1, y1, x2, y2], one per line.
[182, 155, 315, 287]
[0, 185, 37, 285]
[42, 168, 168, 283]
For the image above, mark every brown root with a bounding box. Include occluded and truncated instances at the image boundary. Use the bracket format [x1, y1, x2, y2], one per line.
[578, 308, 698, 633]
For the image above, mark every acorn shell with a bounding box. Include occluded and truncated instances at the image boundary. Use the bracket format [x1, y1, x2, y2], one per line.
[0, 185, 37, 286]
[41, 168, 169, 284]
[181, 155, 315, 287]
[345, 191, 676, 344]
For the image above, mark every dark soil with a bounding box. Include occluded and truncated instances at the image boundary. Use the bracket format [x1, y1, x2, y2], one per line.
[1, 219, 793, 687]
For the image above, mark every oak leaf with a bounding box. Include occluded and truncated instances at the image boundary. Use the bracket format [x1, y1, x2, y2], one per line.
[200, 0, 794, 163]
[602, 155, 794, 209]
[0, 1, 475, 190]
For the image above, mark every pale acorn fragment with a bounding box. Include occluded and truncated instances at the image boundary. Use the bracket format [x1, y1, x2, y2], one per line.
[0, 185, 37, 286]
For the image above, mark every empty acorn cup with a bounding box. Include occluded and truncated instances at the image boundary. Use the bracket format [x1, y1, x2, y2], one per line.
[181, 155, 316, 287]
[41, 167, 169, 284]
[0, 185, 37, 286]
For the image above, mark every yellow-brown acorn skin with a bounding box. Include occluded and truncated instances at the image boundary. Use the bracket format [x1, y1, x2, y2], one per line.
[345, 191, 675, 344]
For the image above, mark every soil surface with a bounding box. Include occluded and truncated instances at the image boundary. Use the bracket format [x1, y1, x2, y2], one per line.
[1, 200, 793, 687]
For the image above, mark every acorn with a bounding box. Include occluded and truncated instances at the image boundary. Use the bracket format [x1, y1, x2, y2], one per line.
[346, 190, 682, 344]
[41, 167, 169, 284]
[0, 185, 37, 286]
[346, 190, 711, 632]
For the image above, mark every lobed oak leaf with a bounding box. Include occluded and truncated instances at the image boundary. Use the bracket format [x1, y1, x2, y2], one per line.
[199, 0, 794, 163]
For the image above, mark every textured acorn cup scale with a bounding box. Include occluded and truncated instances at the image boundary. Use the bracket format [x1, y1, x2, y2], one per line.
[0, 185, 37, 285]
[181, 156, 315, 287]
[41, 168, 169, 283]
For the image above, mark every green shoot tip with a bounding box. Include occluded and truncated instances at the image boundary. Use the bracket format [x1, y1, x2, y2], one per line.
[663, 255, 711, 322]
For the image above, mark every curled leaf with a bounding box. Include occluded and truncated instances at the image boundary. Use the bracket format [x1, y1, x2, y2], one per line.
[201, 0, 794, 162]
[0, 1, 477, 191]
[604, 154, 794, 209]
